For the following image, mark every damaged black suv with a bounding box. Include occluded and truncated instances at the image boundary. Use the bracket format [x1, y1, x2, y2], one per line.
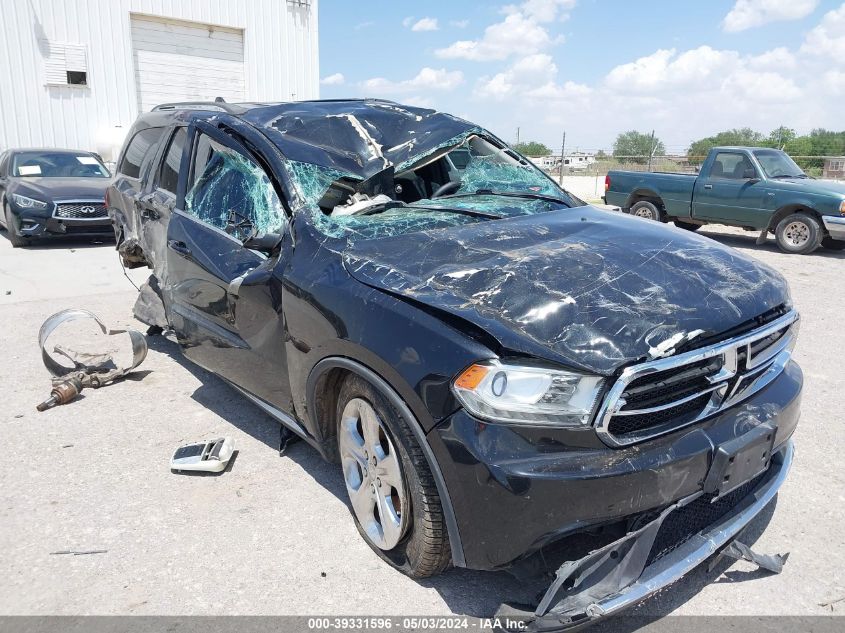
[108, 99, 801, 628]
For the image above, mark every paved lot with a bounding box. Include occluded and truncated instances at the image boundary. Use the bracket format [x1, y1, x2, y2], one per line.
[0, 222, 843, 620]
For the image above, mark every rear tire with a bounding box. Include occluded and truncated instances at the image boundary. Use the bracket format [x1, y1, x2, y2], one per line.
[630, 200, 663, 222]
[335, 374, 451, 578]
[774, 213, 821, 254]
[821, 236, 845, 251]
[3, 203, 28, 248]
[673, 220, 701, 232]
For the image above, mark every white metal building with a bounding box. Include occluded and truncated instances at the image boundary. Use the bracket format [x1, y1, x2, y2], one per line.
[0, 0, 319, 161]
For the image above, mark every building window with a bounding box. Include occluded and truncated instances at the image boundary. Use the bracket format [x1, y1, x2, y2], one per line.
[830, 160, 845, 171]
[43, 41, 88, 87]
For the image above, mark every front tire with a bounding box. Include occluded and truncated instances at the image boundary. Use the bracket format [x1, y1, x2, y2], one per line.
[336, 374, 451, 578]
[821, 236, 845, 251]
[774, 213, 821, 254]
[630, 200, 663, 222]
[3, 203, 28, 248]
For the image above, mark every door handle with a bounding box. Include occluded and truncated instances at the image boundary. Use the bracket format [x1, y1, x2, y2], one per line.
[167, 239, 191, 257]
[703, 184, 713, 190]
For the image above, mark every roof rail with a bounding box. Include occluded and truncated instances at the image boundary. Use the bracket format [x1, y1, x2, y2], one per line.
[151, 101, 238, 113]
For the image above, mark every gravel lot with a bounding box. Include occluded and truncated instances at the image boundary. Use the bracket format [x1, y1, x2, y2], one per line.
[0, 221, 843, 620]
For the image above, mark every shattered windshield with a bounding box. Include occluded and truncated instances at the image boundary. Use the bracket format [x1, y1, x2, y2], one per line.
[285, 134, 579, 240]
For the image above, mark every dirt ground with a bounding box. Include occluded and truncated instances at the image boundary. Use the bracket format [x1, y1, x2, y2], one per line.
[0, 221, 843, 620]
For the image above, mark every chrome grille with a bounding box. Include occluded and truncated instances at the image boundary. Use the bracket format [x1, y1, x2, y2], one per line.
[54, 203, 108, 220]
[596, 310, 799, 447]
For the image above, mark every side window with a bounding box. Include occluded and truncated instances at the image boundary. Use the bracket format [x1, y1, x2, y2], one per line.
[157, 127, 187, 195]
[184, 133, 286, 240]
[712, 153, 755, 180]
[118, 127, 165, 180]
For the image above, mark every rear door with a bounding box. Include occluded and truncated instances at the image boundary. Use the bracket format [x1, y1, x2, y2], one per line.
[137, 126, 188, 276]
[112, 126, 168, 251]
[163, 122, 292, 409]
[692, 151, 770, 226]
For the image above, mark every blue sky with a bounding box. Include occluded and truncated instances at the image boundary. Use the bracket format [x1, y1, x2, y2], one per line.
[318, 0, 845, 153]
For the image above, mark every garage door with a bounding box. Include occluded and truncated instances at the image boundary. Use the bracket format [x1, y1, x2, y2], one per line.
[131, 15, 245, 112]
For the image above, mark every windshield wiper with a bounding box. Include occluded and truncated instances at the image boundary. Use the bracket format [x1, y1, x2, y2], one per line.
[358, 201, 502, 220]
[440, 189, 572, 207]
[771, 174, 807, 179]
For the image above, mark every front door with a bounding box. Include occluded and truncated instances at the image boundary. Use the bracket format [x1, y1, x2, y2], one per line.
[692, 151, 771, 227]
[163, 123, 293, 410]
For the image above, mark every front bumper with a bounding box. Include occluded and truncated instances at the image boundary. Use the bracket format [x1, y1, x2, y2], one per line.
[428, 360, 802, 570]
[12, 211, 113, 239]
[500, 440, 793, 630]
[822, 215, 845, 241]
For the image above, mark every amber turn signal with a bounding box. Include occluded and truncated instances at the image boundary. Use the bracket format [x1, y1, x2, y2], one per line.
[454, 364, 490, 390]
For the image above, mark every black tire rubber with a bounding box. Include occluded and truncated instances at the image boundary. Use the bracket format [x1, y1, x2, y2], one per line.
[774, 213, 821, 254]
[673, 220, 701, 232]
[3, 203, 28, 248]
[821, 236, 845, 251]
[336, 374, 451, 578]
[630, 200, 663, 222]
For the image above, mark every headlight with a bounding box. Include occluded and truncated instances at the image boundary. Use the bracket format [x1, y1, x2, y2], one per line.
[11, 194, 49, 210]
[452, 360, 604, 426]
[839, 200, 845, 215]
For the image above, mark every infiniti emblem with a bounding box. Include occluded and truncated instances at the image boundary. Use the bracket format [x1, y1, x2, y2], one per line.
[80, 206, 96, 214]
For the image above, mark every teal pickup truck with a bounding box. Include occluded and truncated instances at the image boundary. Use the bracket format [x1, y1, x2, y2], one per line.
[604, 146, 845, 254]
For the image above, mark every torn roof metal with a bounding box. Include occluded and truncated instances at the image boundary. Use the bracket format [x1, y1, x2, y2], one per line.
[240, 99, 482, 179]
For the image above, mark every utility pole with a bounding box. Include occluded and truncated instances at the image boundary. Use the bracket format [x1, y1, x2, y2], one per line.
[647, 129, 656, 171]
[516, 127, 520, 147]
[559, 131, 566, 185]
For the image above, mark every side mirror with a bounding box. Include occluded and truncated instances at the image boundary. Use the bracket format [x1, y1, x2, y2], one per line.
[243, 232, 282, 254]
[743, 168, 758, 180]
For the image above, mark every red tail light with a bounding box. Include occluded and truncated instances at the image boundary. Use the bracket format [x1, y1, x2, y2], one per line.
[604, 175, 611, 192]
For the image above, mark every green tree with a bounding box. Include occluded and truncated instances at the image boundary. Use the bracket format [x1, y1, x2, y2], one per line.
[513, 141, 551, 156]
[767, 126, 796, 149]
[688, 128, 765, 158]
[612, 131, 665, 163]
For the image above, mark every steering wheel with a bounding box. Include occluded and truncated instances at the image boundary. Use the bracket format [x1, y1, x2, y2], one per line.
[432, 181, 461, 198]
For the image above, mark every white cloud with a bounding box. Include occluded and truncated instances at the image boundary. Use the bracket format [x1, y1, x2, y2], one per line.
[723, 0, 819, 32]
[402, 16, 414, 28]
[320, 73, 345, 86]
[605, 47, 740, 93]
[410, 17, 439, 32]
[362, 67, 464, 94]
[435, 0, 575, 61]
[801, 3, 845, 57]
[450, 19, 470, 28]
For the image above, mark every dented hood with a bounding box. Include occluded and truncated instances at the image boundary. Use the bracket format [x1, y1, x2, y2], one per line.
[343, 206, 790, 375]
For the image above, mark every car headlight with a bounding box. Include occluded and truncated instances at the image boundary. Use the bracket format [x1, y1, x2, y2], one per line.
[11, 194, 49, 210]
[452, 360, 604, 426]
[839, 199, 845, 215]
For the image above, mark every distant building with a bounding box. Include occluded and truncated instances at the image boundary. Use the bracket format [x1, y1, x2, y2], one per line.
[823, 157, 845, 179]
[528, 152, 596, 171]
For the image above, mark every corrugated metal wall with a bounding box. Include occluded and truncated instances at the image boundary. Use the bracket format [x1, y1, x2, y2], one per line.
[0, 0, 319, 159]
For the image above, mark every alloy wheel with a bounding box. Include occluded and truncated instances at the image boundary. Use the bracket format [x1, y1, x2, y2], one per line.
[338, 398, 409, 550]
[783, 221, 810, 247]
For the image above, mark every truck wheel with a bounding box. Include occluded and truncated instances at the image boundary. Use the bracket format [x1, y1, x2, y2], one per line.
[3, 203, 28, 248]
[775, 213, 821, 254]
[336, 374, 451, 578]
[673, 220, 701, 232]
[821, 237, 845, 251]
[630, 200, 663, 222]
